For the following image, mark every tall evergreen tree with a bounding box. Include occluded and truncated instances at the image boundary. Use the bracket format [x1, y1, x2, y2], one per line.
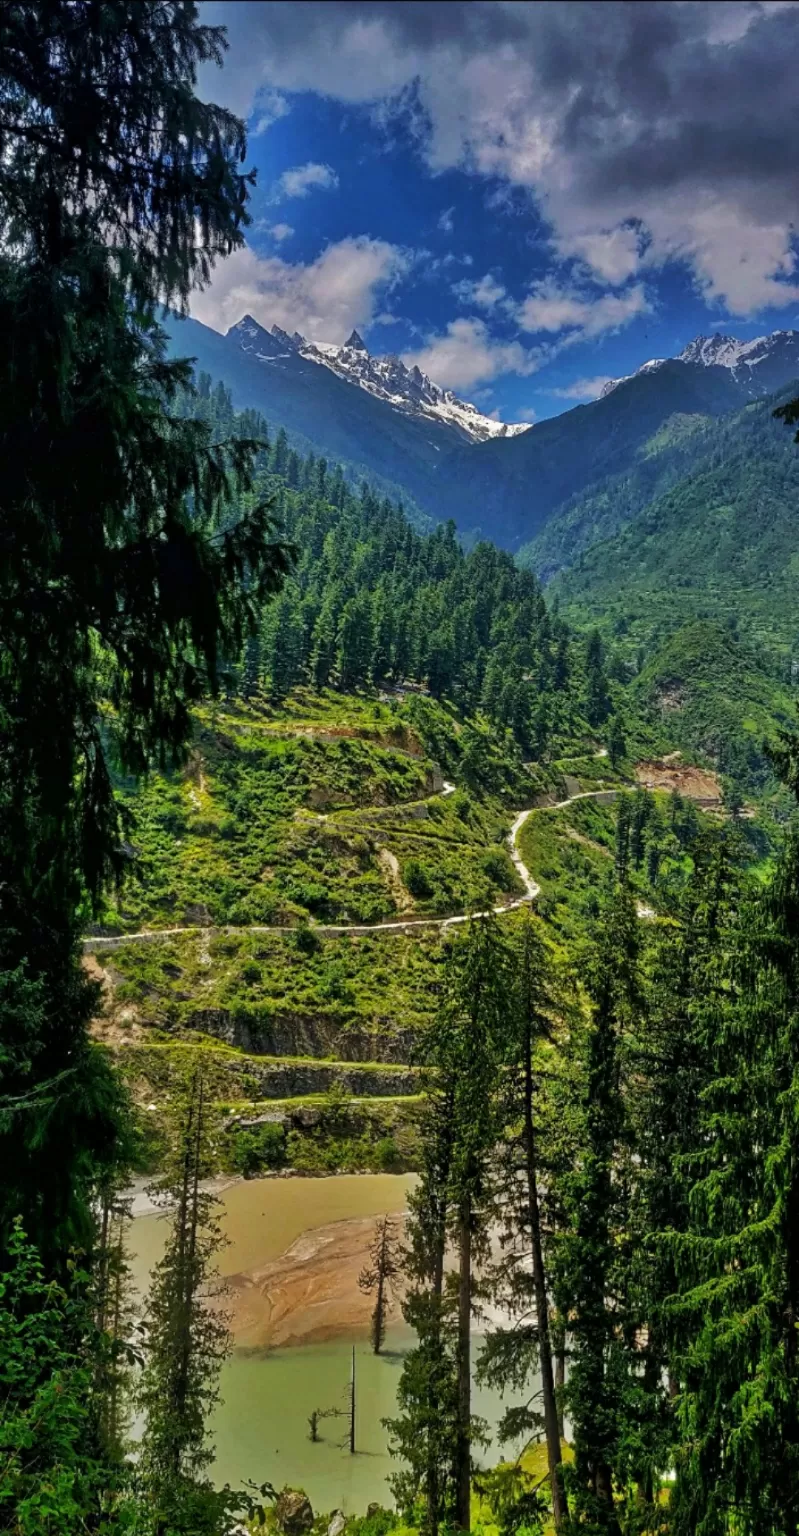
[138, 1066, 231, 1535]
[665, 806, 799, 1535]
[480, 914, 571, 1530]
[559, 884, 643, 1534]
[0, 1, 291, 1260]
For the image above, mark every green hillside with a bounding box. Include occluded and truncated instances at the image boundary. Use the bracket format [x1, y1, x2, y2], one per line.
[555, 391, 799, 661]
[546, 391, 799, 796]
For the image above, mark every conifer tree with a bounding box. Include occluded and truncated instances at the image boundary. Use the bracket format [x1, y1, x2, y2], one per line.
[443, 914, 511, 1530]
[481, 914, 571, 1531]
[607, 715, 626, 769]
[0, 0, 291, 1259]
[559, 884, 642, 1533]
[585, 631, 611, 726]
[387, 1070, 459, 1536]
[664, 805, 799, 1535]
[389, 913, 510, 1533]
[359, 1214, 401, 1354]
[138, 1066, 231, 1534]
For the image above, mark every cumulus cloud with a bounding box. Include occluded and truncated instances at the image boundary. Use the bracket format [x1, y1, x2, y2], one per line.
[402, 317, 540, 391]
[254, 221, 295, 242]
[191, 236, 409, 342]
[201, 0, 799, 316]
[519, 281, 651, 339]
[549, 376, 616, 400]
[250, 90, 290, 134]
[454, 273, 507, 311]
[272, 161, 339, 201]
[438, 206, 455, 233]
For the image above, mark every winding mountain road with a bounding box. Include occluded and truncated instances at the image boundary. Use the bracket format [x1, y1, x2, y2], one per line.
[83, 784, 628, 953]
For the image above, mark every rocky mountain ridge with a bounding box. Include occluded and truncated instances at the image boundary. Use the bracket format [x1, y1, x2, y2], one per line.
[602, 328, 799, 398]
[229, 315, 529, 444]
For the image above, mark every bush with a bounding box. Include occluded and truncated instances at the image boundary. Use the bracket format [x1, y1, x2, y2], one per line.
[481, 847, 512, 886]
[229, 1121, 286, 1177]
[294, 923, 321, 955]
[403, 858, 434, 898]
[374, 1136, 402, 1171]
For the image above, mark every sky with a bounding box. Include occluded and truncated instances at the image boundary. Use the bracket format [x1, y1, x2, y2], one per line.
[193, 0, 799, 424]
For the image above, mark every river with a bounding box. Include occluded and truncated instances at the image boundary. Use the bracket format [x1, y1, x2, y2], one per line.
[128, 1173, 530, 1514]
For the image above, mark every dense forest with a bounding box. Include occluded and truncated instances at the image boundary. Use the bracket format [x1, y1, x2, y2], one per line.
[3, 7, 799, 1536]
[178, 373, 610, 761]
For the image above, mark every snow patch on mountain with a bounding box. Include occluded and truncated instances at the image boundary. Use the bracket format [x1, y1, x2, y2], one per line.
[228, 316, 529, 444]
[601, 329, 799, 399]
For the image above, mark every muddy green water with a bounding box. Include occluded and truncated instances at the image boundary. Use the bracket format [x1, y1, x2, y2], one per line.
[129, 1174, 524, 1515]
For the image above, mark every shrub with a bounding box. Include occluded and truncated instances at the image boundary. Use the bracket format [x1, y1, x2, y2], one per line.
[481, 848, 512, 886]
[294, 923, 321, 955]
[374, 1136, 402, 1171]
[229, 1121, 286, 1177]
[403, 858, 434, 898]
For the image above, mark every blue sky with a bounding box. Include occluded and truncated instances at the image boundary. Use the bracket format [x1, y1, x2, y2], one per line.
[194, 2, 799, 424]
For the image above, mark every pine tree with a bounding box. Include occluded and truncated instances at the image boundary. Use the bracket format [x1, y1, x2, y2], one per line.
[386, 1070, 459, 1536]
[664, 809, 799, 1535]
[480, 914, 571, 1530]
[0, 0, 291, 1260]
[388, 914, 510, 1533]
[138, 1065, 231, 1534]
[559, 884, 642, 1533]
[608, 716, 626, 769]
[444, 915, 511, 1531]
[337, 591, 374, 691]
[584, 631, 611, 727]
[359, 1215, 401, 1354]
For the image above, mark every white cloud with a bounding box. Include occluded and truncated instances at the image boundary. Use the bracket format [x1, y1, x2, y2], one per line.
[517, 406, 538, 422]
[549, 376, 615, 400]
[191, 235, 409, 342]
[454, 273, 507, 311]
[254, 221, 295, 242]
[202, 1, 799, 317]
[402, 317, 540, 391]
[559, 227, 644, 287]
[438, 206, 455, 233]
[518, 280, 651, 339]
[272, 161, 339, 201]
[250, 90, 290, 134]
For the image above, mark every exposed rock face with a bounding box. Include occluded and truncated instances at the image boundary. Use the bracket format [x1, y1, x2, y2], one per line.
[184, 1009, 417, 1064]
[274, 1489, 314, 1535]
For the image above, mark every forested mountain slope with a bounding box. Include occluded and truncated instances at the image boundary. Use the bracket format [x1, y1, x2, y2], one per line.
[555, 391, 799, 667]
[169, 308, 799, 552]
[165, 311, 467, 524]
[545, 389, 799, 798]
[176, 374, 607, 761]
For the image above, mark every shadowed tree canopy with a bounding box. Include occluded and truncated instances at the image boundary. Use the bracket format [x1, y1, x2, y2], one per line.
[0, 2, 292, 1259]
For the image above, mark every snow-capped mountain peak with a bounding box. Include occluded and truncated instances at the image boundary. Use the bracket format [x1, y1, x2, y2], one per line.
[601, 328, 799, 399]
[227, 316, 530, 444]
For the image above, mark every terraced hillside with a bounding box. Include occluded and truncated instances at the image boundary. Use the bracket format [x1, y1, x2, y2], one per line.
[89, 691, 641, 1176]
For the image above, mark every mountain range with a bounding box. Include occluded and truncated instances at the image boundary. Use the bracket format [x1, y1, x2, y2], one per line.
[251, 319, 529, 443]
[166, 311, 799, 554]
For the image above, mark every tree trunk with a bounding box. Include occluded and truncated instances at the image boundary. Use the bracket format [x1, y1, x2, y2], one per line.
[373, 1220, 387, 1354]
[782, 1155, 799, 1536]
[595, 1461, 622, 1534]
[553, 1315, 566, 1439]
[350, 1345, 356, 1454]
[523, 1019, 569, 1530]
[456, 1205, 471, 1532]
